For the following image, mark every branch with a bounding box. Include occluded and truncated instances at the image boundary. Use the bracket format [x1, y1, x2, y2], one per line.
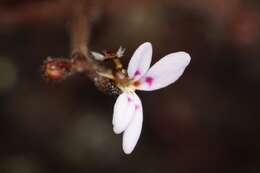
[42, 0, 121, 96]
[70, 0, 89, 56]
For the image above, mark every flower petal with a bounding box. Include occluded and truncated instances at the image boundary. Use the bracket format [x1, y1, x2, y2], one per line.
[136, 52, 191, 91]
[127, 42, 152, 80]
[112, 92, 135, 134]
[122, 93, 143, 154]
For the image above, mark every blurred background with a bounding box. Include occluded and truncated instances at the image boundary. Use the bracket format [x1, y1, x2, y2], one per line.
[0, 0, 260, 173]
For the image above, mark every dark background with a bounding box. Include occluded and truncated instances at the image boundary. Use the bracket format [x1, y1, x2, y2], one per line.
[0, 0, 260, 173]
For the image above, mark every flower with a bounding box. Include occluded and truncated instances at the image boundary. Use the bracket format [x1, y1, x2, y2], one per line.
[112, 42, 191, 154]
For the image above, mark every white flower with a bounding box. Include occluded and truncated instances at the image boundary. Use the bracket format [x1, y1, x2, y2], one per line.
[113, 42, 191, 154]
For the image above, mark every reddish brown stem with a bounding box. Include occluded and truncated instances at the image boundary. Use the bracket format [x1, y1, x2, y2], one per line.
[42, 0, 121, 96]
[70, 0, 89, 56]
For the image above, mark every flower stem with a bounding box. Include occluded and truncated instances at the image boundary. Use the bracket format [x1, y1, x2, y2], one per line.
[70, 0, 89, 57]
[42, 0, 122, 96]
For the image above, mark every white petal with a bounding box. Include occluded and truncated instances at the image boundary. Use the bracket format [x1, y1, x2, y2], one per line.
[112, 92, 135, 134]
[91, 51, 105, 61]
[122, 93, 143, 154]
[127, 42, 152, 80]
[136, 52, 191, 91]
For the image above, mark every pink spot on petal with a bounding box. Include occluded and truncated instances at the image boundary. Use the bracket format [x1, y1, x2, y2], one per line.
[145, 76, 154, 87]
[135, 104, 140, 110]
[134, 70, 141, 77]
[128, 97, 133, 102]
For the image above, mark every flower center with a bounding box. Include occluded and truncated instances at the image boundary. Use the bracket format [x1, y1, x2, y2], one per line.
[117, 80, 136, 92]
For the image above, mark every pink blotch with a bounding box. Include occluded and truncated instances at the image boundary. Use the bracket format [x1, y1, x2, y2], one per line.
[128, 97, 133, 102]
[145, 76, 154, 87]
[134, 70, 141, 77]
[135, 104, 140, 111]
